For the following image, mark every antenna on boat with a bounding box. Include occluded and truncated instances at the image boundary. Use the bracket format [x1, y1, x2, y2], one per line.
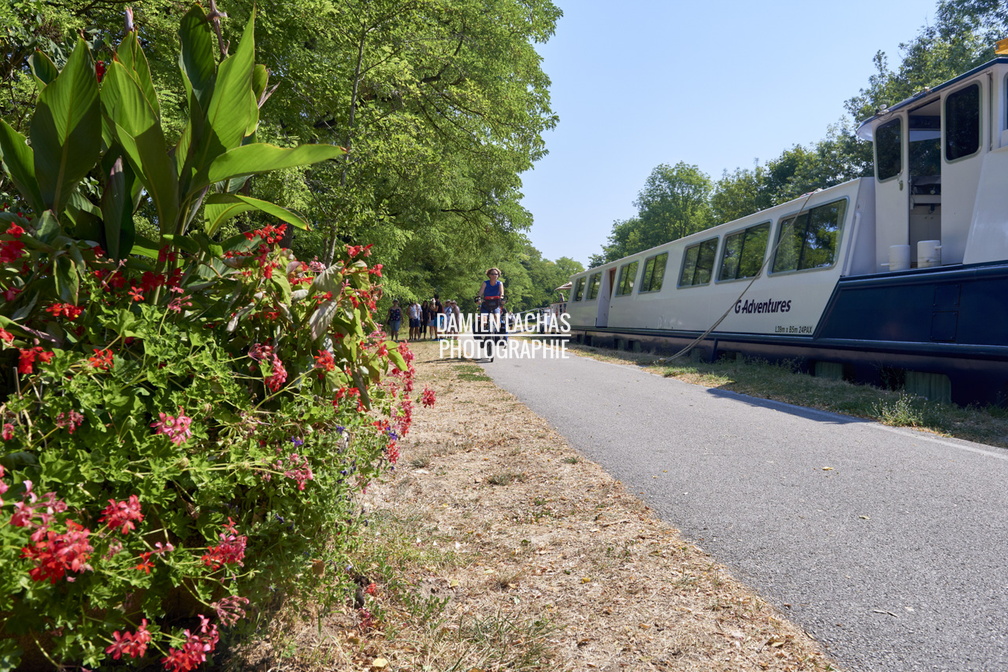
[657, 188, 823, 364]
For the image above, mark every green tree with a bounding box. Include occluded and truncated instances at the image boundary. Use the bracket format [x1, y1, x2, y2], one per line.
[845, 0, 1008, 123]
[596, 162, 712, 263]
[1, 0, 561, 308]
[231, 0, 561, 271]
[710, 164, 770, 224]
[504, 240, 583, 311]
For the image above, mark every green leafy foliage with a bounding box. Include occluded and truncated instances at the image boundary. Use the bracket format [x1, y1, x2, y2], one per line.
[594, 162, 713, 264]
[0, 10, 416, 669]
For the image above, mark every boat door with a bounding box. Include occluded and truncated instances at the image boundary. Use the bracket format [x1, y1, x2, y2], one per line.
[596, 267, 616, 327]
[873, 114, 911, 269]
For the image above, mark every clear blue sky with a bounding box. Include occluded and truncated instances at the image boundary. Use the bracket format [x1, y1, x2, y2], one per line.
[520, 0, 939, 267]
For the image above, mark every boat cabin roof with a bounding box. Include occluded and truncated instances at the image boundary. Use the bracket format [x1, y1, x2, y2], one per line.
[856, 56, 1008, 141]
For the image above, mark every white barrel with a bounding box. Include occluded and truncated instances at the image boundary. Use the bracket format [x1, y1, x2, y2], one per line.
[918, 239, 942, 268]
[888, 244, 911, 271]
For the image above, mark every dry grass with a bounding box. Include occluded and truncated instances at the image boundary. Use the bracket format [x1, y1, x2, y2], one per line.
[568, 343, 1008, 448]
[227, 341, 841, 671]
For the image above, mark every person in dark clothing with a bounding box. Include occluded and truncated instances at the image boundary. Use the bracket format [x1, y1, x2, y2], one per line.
[387, 300, 402, 341]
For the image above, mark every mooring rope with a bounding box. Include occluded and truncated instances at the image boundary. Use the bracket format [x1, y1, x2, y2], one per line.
[657, 188, 822, 363]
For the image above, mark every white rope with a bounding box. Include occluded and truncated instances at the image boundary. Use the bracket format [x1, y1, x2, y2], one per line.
[657, 188, 822, 363]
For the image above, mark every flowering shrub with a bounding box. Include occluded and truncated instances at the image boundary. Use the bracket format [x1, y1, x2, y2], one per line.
[0, 5, 418, 669]
[0, 221, 412, 668]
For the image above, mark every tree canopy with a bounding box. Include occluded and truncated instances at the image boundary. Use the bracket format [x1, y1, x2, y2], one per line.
[592, 162, 712, 266]
[0, 0, 567, 312]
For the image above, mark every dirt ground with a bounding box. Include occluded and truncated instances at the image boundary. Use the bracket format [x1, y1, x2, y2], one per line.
[236, 340, 842, 671]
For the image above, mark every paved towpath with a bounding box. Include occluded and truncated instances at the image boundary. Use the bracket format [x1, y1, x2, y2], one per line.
[476, 344, 1008, 672]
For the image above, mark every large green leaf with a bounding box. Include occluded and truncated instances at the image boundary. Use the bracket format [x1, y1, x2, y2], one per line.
[0, 120, 44, 214]
[206, 143, 344, 187]
[197, 10, 257, 174]
[248, 63, 270, 137]
[30, 39, 101, 215]
[102, 60, 179, 236]
[203, 193, 310, 236]
[309, 299, 341, 341]
[178, 5, 217, 112]
[64, 191, 103, 242]
[115, 31, 160, 120]
[312, 262, 345, 294]
[53, 252, 80, 305]
[173, 93, 205, 196]
[101, 157, 135, 259]
[28, 51, 59, 87]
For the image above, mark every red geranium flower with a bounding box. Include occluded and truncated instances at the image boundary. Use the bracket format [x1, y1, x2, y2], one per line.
[99, 495, 144, 535]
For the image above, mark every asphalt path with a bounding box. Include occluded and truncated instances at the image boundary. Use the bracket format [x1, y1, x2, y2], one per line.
[474, 341, 1008, 672]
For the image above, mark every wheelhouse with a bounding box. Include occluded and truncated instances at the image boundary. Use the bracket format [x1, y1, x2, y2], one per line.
[857, 56, 1008, 268]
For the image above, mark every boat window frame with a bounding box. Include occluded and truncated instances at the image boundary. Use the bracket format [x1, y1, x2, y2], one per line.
[586, 272, 601, 300]
[615, 260, 639, 297]
[770, 198, 849, 275]
[944, 82, 981, 163]
[717, 221, 771, 283]
[875, 117, 903, 182]
[639, 252, 669, 293]
[1004, 73, 1008, 137]
[677, 237, 719, 288]
[573, 276, 586, 302]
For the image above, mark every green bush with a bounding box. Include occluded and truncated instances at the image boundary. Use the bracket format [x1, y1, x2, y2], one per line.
[0, 230, 412, 669]
[0, 6, 418, 670]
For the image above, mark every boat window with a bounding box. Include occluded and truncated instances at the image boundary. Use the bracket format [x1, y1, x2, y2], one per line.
[771, 199, 848, 274]
[639, 252, 668, 293]
[615, 261, 639, 296]
[678, 237, 718, 287]
[586, 272, 601, 300]
[875, 118, 902, 181]
[718, 222, 770, 281]
[909, 114, 941, 177]
[945, 83, 980, 161]
[573, 277, 585, 301]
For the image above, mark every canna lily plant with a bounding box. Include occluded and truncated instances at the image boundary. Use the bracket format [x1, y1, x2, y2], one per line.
[0, 3, 341, 293]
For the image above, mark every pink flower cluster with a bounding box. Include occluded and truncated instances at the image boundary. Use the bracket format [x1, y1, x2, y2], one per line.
[282, 453, 314, 491]
[200, 518, 246, 570]
[56, 409, 85, 434]
[151, 407, 193, 445]
[105, 619, 152, 660]
[249, 343, 288, 392]
[162, 615, 219, 672]
[21, 519, 93, 583]
[99, 495, 144, 534]
[212, 595, 250, 627]
[12, 482, 91, 583]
